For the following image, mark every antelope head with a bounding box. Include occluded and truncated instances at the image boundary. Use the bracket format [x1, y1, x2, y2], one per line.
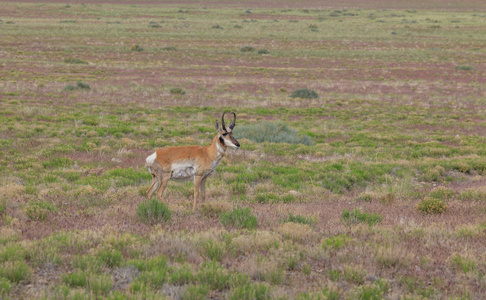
[216, 112, 240, 149]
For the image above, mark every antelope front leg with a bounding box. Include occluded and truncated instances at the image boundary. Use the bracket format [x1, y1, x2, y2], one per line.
[193, 175, 203, 211]
[199, 176, 207, 203]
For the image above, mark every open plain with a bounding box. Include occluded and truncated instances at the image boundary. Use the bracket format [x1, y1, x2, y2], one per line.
[0, 0, 486, 299]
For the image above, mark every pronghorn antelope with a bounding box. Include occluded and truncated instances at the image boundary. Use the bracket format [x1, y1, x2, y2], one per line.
[145, 112, 240, 210]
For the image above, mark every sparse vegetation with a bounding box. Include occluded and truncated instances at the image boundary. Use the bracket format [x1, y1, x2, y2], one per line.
[416, 197, 448, 214]
[137, 198, 171, 224]
[1, 1, 486, 299]
[220, 207, 257, 229]
[290, 88, 319, 99]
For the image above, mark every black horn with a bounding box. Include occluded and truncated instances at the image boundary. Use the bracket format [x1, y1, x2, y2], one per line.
[221, 112, 227, 131]
[229, 112, 236, 130]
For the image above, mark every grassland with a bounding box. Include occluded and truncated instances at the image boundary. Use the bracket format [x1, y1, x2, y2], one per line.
[0, 1, 486, 299]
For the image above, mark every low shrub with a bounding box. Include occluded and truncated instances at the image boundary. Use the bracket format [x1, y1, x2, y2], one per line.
[63, 81, 91, 91]
[220, 207, 257, 229]
[416, 197, 448, 214]
[0, 261, 32, 283]
[97, 248, 122, 268]
[240, 46, 255, 52]
[197, 261, 230, 291]
[62, 271, 88, 288]
[0, 278, 11, 296]
[455, 65, 475, 71]
[64, 58, 88, 64]
[137, 198, 171, 224]
[257, 49, 269, 54]
[130, 44, 144, 51]
[341, 208, 383, 226]
[229, 283, 271, 300]
[170, 87, 186, 95]
[281, 213, 316, 226]
[235, 122, 313, 145]
[290, 88, 318, 99]
[428, 186, 454, 200]
[322, 234, 348, 250]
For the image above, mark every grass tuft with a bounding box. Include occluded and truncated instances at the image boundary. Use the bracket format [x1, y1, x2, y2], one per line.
[220, 207, 257, 229]
[137, 198, 171, 224]
[341, 208, 383, 226]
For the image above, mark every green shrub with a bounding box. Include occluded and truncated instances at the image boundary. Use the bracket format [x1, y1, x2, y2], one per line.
[197, 262, 230, 291]
[148, 22, 161, 28]
[162, 46, 177, 51]
[62, 271, 88, 288]
[0, 261, 32, 283]
[88, 273, 113, 295]
[455, 65, 475, 71]
[229, 283, 271, 300]
[0, 278, 11, 296]
[341, 208, 383, 226]
[97, 248, 122, 268]
[428, 186, 454, 200]
[170, 265, 195, 285]
[416, 197, 448, 214]
[170, 87, 186, 95]
[130, 44, 144, 51]
[137, 198, 171, 224]
[290, 88, 318, 99]
[202, 240, 225, 262]
[182, 284, 209, 300]
[240, 46, 255, 52]
[25, 203, 50, 221]
[449, 253, 476, 273]
[63, 81, 91, 91]
[64, 58, 88, 64]
[235, 122, 313, 145]
[322, 234, 348, 250]
[257, 49, 269, 54]
[282, 213, 316, 226]
[220, 207, 257, 229]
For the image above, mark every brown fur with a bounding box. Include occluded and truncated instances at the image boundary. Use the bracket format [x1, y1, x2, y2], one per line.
[146, 117, 239, 211]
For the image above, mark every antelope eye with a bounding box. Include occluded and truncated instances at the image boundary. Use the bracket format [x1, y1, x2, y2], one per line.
[222, 133, 228, 136]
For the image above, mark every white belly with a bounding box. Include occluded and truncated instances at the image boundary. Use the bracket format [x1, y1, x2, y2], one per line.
[171, 162, 196, 181]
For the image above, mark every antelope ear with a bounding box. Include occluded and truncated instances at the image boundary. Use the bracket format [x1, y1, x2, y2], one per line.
[215, 120, 222, 133]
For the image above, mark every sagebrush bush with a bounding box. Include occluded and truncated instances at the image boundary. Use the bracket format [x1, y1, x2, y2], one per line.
[341, 208, 383, 226]
[290, 88, 319, 99]
[282, 213, 316, 226]
[130, 44, 144, 51]
[220, 207, 257, 229]
[170, 87, 186, 95]
[416, 197, 448, 214]
[229, 283, 271, 300]
[137, 198, 171, 224]
[235, 122, 313, 145]
[64, 58, 88, 64]
[455, 65, 475, 71]
[240, 46, 255, 52]
[63, 81, 91, 91]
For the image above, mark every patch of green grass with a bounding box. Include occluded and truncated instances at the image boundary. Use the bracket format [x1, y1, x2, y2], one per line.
[97, 248, 123, 268]
[220, 207, 257, 229]
[0, 261, 32, 283]
[136, 198, 171, 224]
[197, 261, 230, 291]
[170, 265, 195, 285]
[170, 87, 186, 95]
[282, 213, 316, 226]
[341, 208, 383, 226]
[62, 271, 88, 288]
[455, 65, 475, 71]
[0, 277, 11, 296]
[229, 283, 271, 300]
[182, 284, 209, 300]
[322, 234, 349, 250]
[202, 240, 225, 262]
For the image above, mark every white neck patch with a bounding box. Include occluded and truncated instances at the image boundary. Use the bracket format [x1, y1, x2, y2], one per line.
[216, 141, 225, 154]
